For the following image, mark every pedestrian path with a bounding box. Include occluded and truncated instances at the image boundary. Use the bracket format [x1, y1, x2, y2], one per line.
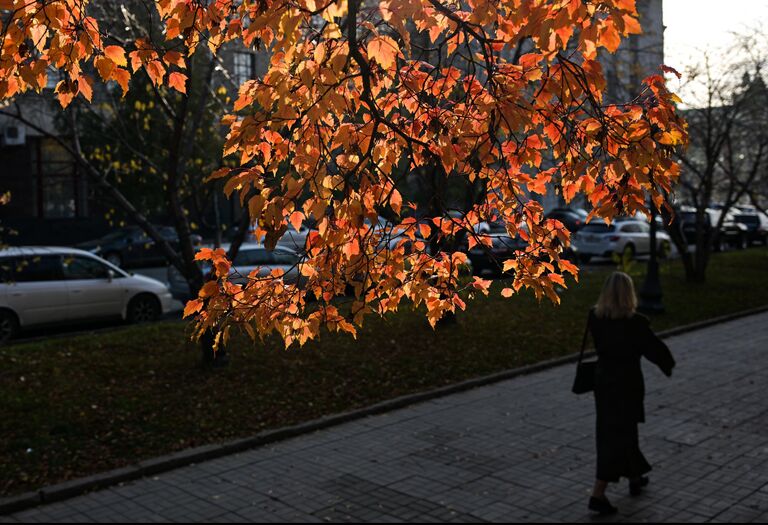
[4, 312, 768, 523]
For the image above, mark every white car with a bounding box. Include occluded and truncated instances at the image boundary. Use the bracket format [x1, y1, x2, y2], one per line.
[0, 247, 174, 344]
[167, 243, 302, 301]
[572, 220, 671, 262]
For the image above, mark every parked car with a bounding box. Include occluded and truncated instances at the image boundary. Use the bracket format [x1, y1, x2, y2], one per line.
[464, 221, 527, 276]
[572, 220, 671, 263]
[733, 204, 758, 214]
[675, 207, 749, 251]
[167, 243, 302, 301]
[77, 226, 202, 268]
[733, 212, 768, 246]
[545, 208, 589, 232]
[0, 247, 174, 344]
[615, 212, 664, 229]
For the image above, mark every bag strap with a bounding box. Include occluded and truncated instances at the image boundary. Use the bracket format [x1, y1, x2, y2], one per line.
[577, 313, 592, 364]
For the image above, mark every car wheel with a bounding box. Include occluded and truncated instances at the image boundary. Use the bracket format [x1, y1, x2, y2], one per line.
[127, 295, 160, 324]
[105, 252, 123, 267]
[0, 310, 19, 345]
[622, 244, 635, 261]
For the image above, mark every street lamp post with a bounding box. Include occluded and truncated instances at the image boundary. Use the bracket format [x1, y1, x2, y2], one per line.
[638, 204, 665, 313]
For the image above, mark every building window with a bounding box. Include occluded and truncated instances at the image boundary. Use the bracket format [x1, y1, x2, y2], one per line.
[32, 138, 83, 219]
[233, 52, 255, 86]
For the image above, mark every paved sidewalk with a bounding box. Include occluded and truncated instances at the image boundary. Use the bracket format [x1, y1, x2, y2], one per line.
[4, 313, 768, 523]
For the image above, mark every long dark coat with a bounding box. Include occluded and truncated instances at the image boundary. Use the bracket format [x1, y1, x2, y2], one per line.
[588, 309, 675, 482]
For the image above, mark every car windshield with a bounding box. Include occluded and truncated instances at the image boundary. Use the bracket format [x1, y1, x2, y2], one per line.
[581, 224, 615, 233]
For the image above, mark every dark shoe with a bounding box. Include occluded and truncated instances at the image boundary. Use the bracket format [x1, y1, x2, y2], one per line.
[589, 496, 618, 516]
[629, 476, 649, 496]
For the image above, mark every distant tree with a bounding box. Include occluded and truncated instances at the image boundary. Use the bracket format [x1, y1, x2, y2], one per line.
[666, 30, 768, 282]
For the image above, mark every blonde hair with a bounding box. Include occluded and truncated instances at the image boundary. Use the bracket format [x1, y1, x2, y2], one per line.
[595, 272, 637, 319]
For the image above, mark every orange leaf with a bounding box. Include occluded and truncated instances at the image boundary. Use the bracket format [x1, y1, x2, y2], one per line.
[77, 75, 94, 102]
[55, 80, 75, 108]
[472, 277, 491, 291]
[163, 51, 185, 68]
[95, 56, 116, 81]
[104, 46, 127, 67]
[168, 72, 187, 94]
[183, 299, 203, 317]
[547, 273, 567, 287]
[112, 69, 131, 96]
[199, 281, 219, 298]
[367, 36, 399, 70]
[145, 60, 166, 86]
[343, 239, 360, 258]
[289, 211, 304, 232]
[600, 23, 621, 53]
[390, 189, 402, 215]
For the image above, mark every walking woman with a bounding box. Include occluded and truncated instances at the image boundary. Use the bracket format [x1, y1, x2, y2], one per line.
[587, 272, 676, 515]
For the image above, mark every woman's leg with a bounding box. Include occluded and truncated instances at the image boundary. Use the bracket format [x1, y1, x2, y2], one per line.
[592, 479, 609, 499]
[589, 479, 618, 515]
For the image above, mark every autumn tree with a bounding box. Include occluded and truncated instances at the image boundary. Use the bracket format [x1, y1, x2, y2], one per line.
[0, 0, 687, 347]
[665, 30, 768, 282]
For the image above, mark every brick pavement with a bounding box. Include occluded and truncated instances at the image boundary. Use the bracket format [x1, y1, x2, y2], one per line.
[4, 312, 768, 523]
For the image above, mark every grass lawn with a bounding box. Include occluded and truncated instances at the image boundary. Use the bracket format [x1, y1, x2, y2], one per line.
[1, 248, 767, 496]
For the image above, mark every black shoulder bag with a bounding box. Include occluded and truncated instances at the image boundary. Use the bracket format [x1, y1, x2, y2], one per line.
[571, 316, 596, 395]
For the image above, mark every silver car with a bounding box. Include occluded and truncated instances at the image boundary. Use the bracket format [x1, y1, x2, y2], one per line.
[572, 220, 671, 262]
[0, 247, 174, 343]
[167, 243, 302, 301]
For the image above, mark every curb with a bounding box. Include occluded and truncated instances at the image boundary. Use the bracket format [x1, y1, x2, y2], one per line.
[2, 304, 767, 515]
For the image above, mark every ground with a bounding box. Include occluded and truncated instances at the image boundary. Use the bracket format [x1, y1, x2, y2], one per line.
[3, 311, 767, 522]
[1, 248, 767, 497]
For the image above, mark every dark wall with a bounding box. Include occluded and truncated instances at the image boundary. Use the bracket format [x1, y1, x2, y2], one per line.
[0, 142, 36, 218]
[2, 216, 112, 246]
